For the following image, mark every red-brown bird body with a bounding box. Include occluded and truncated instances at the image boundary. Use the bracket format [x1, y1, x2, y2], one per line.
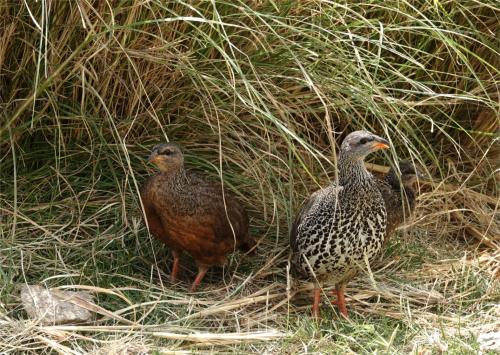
[140, 143, 254, 291]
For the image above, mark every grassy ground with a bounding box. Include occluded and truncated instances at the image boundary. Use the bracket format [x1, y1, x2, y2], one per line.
[0, 1, 498, 354]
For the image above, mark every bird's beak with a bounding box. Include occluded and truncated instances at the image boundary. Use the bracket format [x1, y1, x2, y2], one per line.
[148, 151, 158, 163]
[371, 136, 390, 150]
[415, 168, 428, 182]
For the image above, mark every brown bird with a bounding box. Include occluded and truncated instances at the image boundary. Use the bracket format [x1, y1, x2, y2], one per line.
[140, 143, 255, 292]
[377, 160, 421, 240]
[291, 130, 390, 318]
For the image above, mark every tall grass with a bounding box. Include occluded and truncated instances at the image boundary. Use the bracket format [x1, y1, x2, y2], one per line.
[0, 1, 498, 353]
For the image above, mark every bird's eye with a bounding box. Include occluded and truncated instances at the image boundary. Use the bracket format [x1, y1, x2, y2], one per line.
[359, 138, 368, 144]
[160, 150, 171, 156]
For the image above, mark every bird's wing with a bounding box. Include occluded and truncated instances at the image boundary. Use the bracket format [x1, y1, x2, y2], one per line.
[290, 184, 342, 251]
[186, 170, 249, 242]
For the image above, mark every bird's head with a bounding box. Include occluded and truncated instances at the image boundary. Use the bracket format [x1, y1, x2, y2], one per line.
[386, 160, 425, 188]
[398, 160, 425, 187]
[340, 130, 390, 160]
[148, 142, 184, 173]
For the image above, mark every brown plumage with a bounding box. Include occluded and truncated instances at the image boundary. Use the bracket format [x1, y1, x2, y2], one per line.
[376, 160, 421, 240]
[140, 143, 255, 292]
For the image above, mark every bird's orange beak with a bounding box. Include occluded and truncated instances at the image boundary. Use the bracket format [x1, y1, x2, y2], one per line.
[371, 137, 390, 150]
[148, 152, 159, 163]
[372, 142, 390, 150]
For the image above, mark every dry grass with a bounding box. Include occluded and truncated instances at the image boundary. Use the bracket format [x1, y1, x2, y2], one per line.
[0, 1, 499, 353]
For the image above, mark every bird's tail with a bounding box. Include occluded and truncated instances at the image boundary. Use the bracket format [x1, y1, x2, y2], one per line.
[238, 235, 257, 255]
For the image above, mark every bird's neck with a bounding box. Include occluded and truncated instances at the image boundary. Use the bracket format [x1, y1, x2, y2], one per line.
[338, 153, 373, 187]
[159, 167, 188, 188]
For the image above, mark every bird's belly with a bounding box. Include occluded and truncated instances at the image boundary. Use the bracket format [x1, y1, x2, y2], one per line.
[163, 213, 237, 262]
[303, 241, 382, 283]
[296, 216, 385, 284]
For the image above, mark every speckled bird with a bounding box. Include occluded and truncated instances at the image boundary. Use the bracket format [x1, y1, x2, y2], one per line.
[377, 160, 421, 241]
[140, 143, 255, 292]
[290, 130, 390, 318]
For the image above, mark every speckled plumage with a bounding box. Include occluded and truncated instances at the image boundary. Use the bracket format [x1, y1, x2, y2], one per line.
[290, 130, 390, 317]
[140, 143, 254, 291]
[376, 160, 419, 240]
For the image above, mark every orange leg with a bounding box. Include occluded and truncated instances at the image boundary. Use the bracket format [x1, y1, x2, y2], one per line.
[189, 265, 209, 292]
[335, 284, 348, 318]
[331, 286, 341, 305]
[312, 288, 321, 318]
[170, 251, 181, 283]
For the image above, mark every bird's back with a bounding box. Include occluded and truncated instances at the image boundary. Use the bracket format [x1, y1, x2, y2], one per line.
[377, 173, 416, 239]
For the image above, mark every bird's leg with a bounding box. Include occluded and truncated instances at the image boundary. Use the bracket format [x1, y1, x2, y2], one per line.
[189, 265, 209, 292]
[312, 288, 321, 318]
[170, 251, 182, 283]
[331, 289, 338, 305]
[330, 285, 341, 305]
[335, 284, 348, 318]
